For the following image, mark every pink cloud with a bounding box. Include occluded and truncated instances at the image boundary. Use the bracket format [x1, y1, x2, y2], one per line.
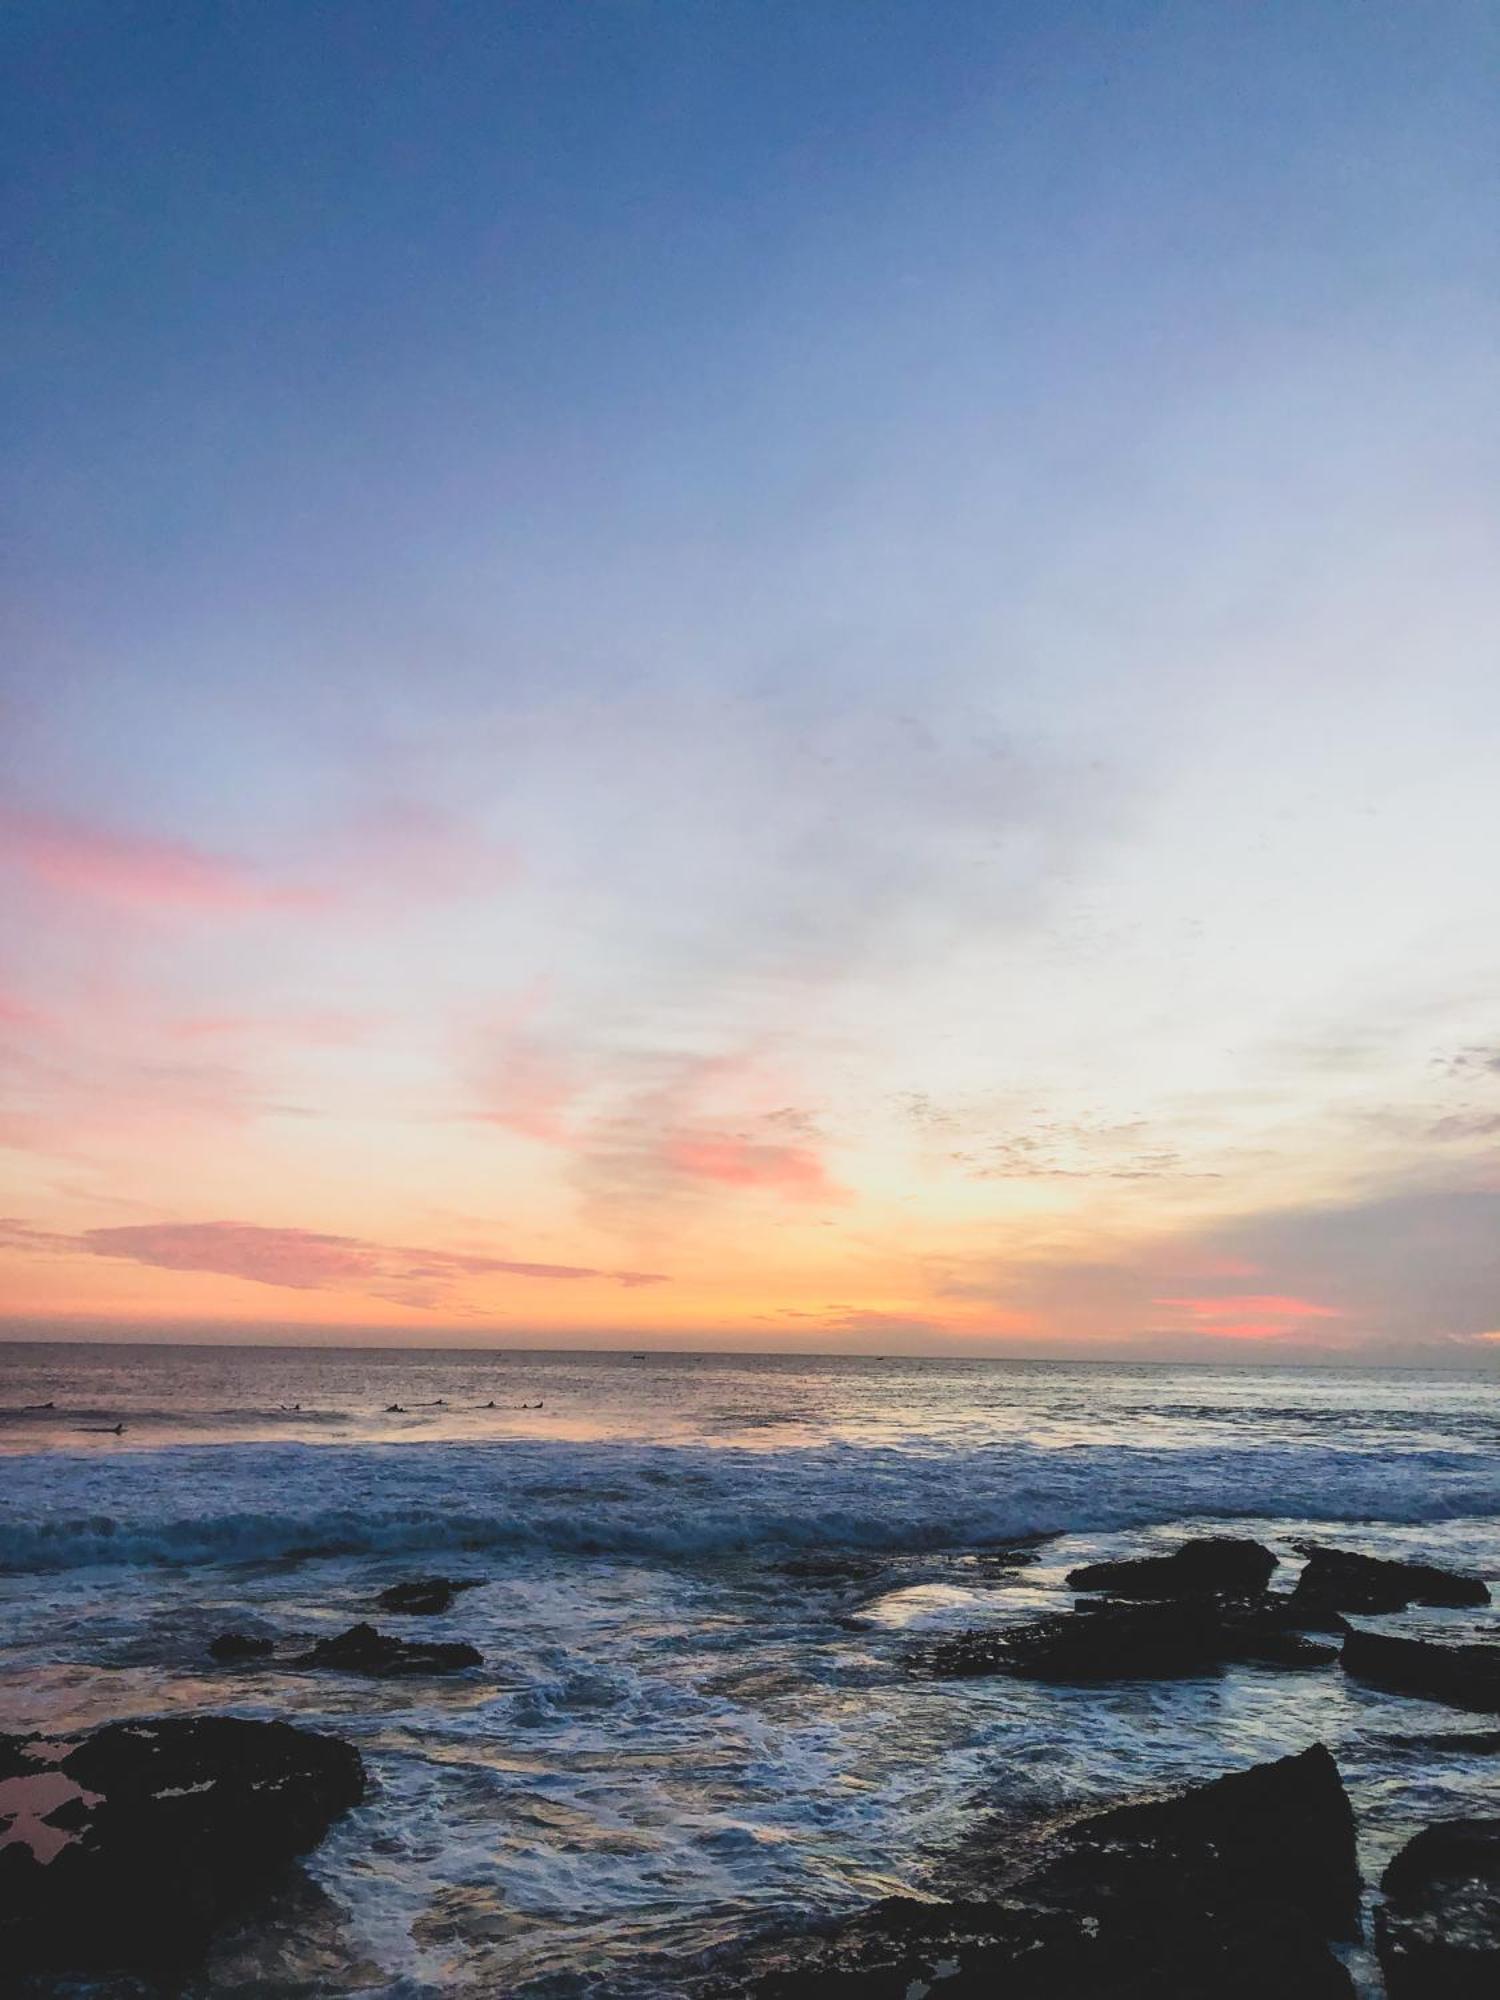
[0, 807, 325, 915]
[0, 988, 44, 1028]
[1154, 1293, 1344, 1319]
[661, 1129, 846, 1202]
[470, 1033, 576, 1143]
[0, 1217, 668, 1308]
[1152, 1293, 1345, 1340]
[166, 1010, 374, 1047]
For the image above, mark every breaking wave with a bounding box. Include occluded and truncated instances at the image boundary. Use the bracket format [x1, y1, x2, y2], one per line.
[3, 1436, 1498, 1574]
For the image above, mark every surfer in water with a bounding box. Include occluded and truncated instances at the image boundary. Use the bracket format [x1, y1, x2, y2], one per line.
[78, 1423, 125, 1435]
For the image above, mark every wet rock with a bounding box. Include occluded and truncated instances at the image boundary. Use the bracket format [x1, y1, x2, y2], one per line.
[202, 1864, 388, 1995]
[1376, 1818, 1500, 1997]
[1068, 1536, 1277, 1599]
[1292, 1544, 1490, 1614]
[0, 1715, 364, 1976]
[773, 1555, 890, 1584]
[208, 1630, 276, 1660]
[956, 1546, 1044, 1570]
[1012, 1743, 1362, 1939]
[1377, 1728, 1500, 1754]
[1341, 1629, 1500, 1713]
[698, 1895, 1354, 1999]
[298, 1621, 481, 1675]
[696, 1747, 1358, 1997]
[924, 1596, 1338, 1682]
[375, 1576, 459, 1614]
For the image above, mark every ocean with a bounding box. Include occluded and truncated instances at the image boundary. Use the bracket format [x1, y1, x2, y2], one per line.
[2, 1343, 1498, 1995]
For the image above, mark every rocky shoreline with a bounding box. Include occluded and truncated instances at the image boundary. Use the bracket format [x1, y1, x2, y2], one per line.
[1, 1537, 1496, 1995]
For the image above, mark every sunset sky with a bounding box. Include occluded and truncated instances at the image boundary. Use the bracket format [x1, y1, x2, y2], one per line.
[3, 2, 1498, 1358]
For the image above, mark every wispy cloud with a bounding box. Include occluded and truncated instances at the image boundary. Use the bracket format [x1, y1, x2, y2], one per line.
[1437, 1043, 1500, 1078]
[565, 1052, 848, 1215]
[165, 1010, 375, 1048]
[0, 1217, 667, 1310]
[469, 1030, 578, 1143]
[1151, 1292, 1344, 1340]
[659, 1128, 845, 1200]
[938, 1181, 1500, 1357]
[0, 807, 325, 915]
[0, 987, 45, 1028]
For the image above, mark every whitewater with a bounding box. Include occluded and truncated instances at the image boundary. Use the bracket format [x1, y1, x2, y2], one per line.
[2, 1345, 1498, 1995]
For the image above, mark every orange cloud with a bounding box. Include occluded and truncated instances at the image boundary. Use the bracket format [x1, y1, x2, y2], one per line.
[0, 807, 324, 915]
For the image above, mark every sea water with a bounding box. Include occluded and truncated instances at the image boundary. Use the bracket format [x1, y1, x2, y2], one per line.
[2, 1345, 1497, 1995]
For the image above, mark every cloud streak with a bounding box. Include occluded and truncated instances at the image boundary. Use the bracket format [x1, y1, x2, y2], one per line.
[0, 808, 325, 915]
[0, 1218, 667, 1310]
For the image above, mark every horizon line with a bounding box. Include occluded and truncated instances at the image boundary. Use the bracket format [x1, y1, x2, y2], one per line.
[0, 1329, 1493, 1373]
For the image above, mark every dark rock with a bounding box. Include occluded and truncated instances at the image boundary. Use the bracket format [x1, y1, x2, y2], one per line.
[1377, 1818, 1500, 1997]
[1377, 1728, 1500, 1754]
[1068, 1536, 1277, 1599]
[375, 1577, 457, 1615]
[698, 1896, 1354, 1999]
[1015, 1743, 1362, 1939]
[952, 1547, 1042, 1572]
[773, 1555, 889, 1584]
[0, 1715, 364, 1976]
[208, 1630, 276, 1661]
[298, 1621, 481, 1675]
[1341, 1629, 1500, 1713]
[696, 1896, 1089, 1999]
[1292, 1544, 1490, 1614]
[1282, 1601, 1356, 1636]
[923, 1596, 1338, 1682]
[696, 1747, 1358, 1997]
[927, 1600, 1222, 1680]
[202, 1865, 388, 1995]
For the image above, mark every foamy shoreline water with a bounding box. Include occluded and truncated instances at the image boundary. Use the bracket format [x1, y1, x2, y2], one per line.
[2, 1348, 1497, 1995]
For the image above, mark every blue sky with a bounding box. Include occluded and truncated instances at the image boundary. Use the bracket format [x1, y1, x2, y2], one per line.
[3, 2, 1498, 1352]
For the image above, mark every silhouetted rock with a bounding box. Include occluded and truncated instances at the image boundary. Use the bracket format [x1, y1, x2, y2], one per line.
[1377, 1728, 1500, 1754]
[1068, 1536, 1277, 1599]
[924, 1596, 1338, 1682]
[375, 1577, 459, 1615]
[208, 1630, 276, 1661]
[298, 1621, 481, 1675]
[1292, 1544, 1490, 1614]
[774, 1554, 890, 1583]
[699, 1897, 1354, 1998]
[695, 1746, 1358, 1997]
[0, 1715, 364, 1976]
[1341, 1630, 1500, 1713]
[1013, 1742, 1362, 1939]
[1377, 1818, 1500, 1997]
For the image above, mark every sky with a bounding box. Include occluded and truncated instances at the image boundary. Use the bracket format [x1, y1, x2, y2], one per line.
[2, 1, 1498, 1359]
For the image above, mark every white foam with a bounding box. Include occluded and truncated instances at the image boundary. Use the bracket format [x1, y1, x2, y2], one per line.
[2, 1434, 1497, 1574]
